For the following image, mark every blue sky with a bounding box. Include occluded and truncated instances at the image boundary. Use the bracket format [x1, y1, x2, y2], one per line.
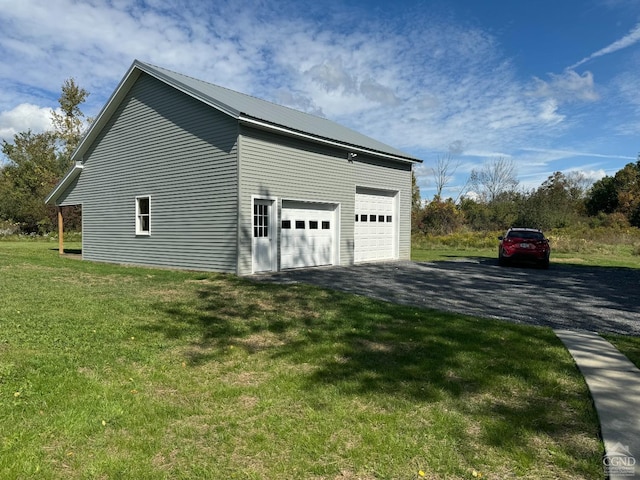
[1, 0, 639, 200]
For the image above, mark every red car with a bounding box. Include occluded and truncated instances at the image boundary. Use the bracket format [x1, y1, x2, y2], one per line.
[498, 228, 550, 268]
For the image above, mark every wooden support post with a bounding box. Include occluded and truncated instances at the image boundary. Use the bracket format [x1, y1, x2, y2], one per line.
[57, 206, 64, 255]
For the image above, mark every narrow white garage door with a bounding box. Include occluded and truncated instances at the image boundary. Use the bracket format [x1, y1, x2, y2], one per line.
[354, 191, 397, 263]
[281, 201, 336, 269]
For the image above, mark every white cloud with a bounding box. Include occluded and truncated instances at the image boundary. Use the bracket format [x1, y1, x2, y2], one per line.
[359, 78, 400, 106]
[0, 0, 267, 106]
[272, 89, 325, 117]
[538, 99, 564, 124]
[521, 147, 635, 162]
[0, 104, 53, 142]
[306, 57, 359, 94]
[565, 168, 607, 182]
[610, 70, 640, 135]
[0, 0, 635, 199]
[531, 70, 599, 103]
[0, 0, 580, 157]
[569, 21, 640, 69]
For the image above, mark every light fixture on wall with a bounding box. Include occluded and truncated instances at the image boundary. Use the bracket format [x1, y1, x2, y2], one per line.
[348, 152, 358, 162]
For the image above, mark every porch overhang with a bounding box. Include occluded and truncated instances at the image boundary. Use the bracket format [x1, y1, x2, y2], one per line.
[45, 162, 83, 205]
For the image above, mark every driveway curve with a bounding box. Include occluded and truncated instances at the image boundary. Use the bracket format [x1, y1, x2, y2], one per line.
[258, 259, 640, 336]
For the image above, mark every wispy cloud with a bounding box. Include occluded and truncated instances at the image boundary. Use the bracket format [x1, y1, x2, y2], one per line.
[0, 0, 560, 157]
[610, 70, 640, 135]
[568, 21, 640, 69]
[531, 70, 599, 102]
[522, 147, 636, 161]
[0, 0, 636, 197]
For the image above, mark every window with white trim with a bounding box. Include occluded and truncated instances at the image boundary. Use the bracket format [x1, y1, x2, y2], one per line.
[253, 203, 269, 238]
[136, 196, 150, 235]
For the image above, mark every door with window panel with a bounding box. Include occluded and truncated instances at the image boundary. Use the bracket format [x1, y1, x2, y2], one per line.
[252, 199, 274, 272]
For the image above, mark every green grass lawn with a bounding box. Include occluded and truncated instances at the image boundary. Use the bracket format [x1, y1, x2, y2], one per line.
[601, 334, 640, 370]
[0, 241, 605, 479]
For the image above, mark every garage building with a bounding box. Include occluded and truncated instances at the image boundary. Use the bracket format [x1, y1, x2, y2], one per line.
[46, 60, 421, 274]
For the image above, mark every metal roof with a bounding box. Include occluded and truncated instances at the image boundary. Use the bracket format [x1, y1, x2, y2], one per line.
[47, 60, 420, 205]
[135, 60, 420, 163]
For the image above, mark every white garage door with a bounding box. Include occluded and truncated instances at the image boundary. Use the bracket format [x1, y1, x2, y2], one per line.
[281, 201, 336, 269]
[354, 191, 396, 263]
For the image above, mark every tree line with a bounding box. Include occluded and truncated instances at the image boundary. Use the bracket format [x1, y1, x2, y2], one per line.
[412, 156, 640, 235]
[0, 79, 89, 234]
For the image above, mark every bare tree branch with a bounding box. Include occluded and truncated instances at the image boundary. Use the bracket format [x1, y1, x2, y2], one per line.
[431, 154, 460, 199]
[470, 157, 519, 202]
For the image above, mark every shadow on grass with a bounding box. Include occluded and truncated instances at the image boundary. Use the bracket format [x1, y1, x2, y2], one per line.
[143, 275, 600, 467]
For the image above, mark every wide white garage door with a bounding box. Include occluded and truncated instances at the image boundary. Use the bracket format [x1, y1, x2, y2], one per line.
[281, 201, 336, 269]
[354, 191, 396, 263]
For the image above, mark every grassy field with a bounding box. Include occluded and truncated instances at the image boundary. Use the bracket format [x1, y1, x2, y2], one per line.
[411, 228, 640, 269]
[0, 240, 608, 479]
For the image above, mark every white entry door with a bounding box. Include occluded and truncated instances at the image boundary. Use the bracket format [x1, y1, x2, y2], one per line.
[252, 199, 275, 272]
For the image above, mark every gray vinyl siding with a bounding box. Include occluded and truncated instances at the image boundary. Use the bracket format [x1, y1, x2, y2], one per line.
[238, 127, 356, 275]
[237, 126, 412, 275]
[61, 73, 239, 272]
[57, 175, 81, 205]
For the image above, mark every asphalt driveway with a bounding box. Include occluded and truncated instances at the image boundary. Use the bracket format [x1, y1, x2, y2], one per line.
[257, 259, 640, 336]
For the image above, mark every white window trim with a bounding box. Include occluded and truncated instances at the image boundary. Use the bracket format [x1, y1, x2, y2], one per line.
[135, 195, 151, 236]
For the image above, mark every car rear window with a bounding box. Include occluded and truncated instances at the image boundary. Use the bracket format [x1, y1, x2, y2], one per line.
[507, 231, 544, 240]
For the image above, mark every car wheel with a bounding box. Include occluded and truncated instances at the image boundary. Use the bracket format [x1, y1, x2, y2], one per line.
[498, 250, 508, 266]
[539, 258, 550, 269]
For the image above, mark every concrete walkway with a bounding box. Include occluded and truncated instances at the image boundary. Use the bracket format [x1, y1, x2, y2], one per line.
[555, 330, 640, 479]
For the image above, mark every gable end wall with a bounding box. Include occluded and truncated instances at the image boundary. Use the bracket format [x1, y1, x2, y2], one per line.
[61, 73, 240, 272]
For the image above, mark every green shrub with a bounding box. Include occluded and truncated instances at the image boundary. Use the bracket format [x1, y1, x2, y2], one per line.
[414, 198, 464, 235]
[412, 230, 499, 250]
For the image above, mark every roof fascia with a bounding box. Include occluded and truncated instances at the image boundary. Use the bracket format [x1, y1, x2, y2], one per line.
[239, 115, 422, 164]
[45, 162, 83, 205]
